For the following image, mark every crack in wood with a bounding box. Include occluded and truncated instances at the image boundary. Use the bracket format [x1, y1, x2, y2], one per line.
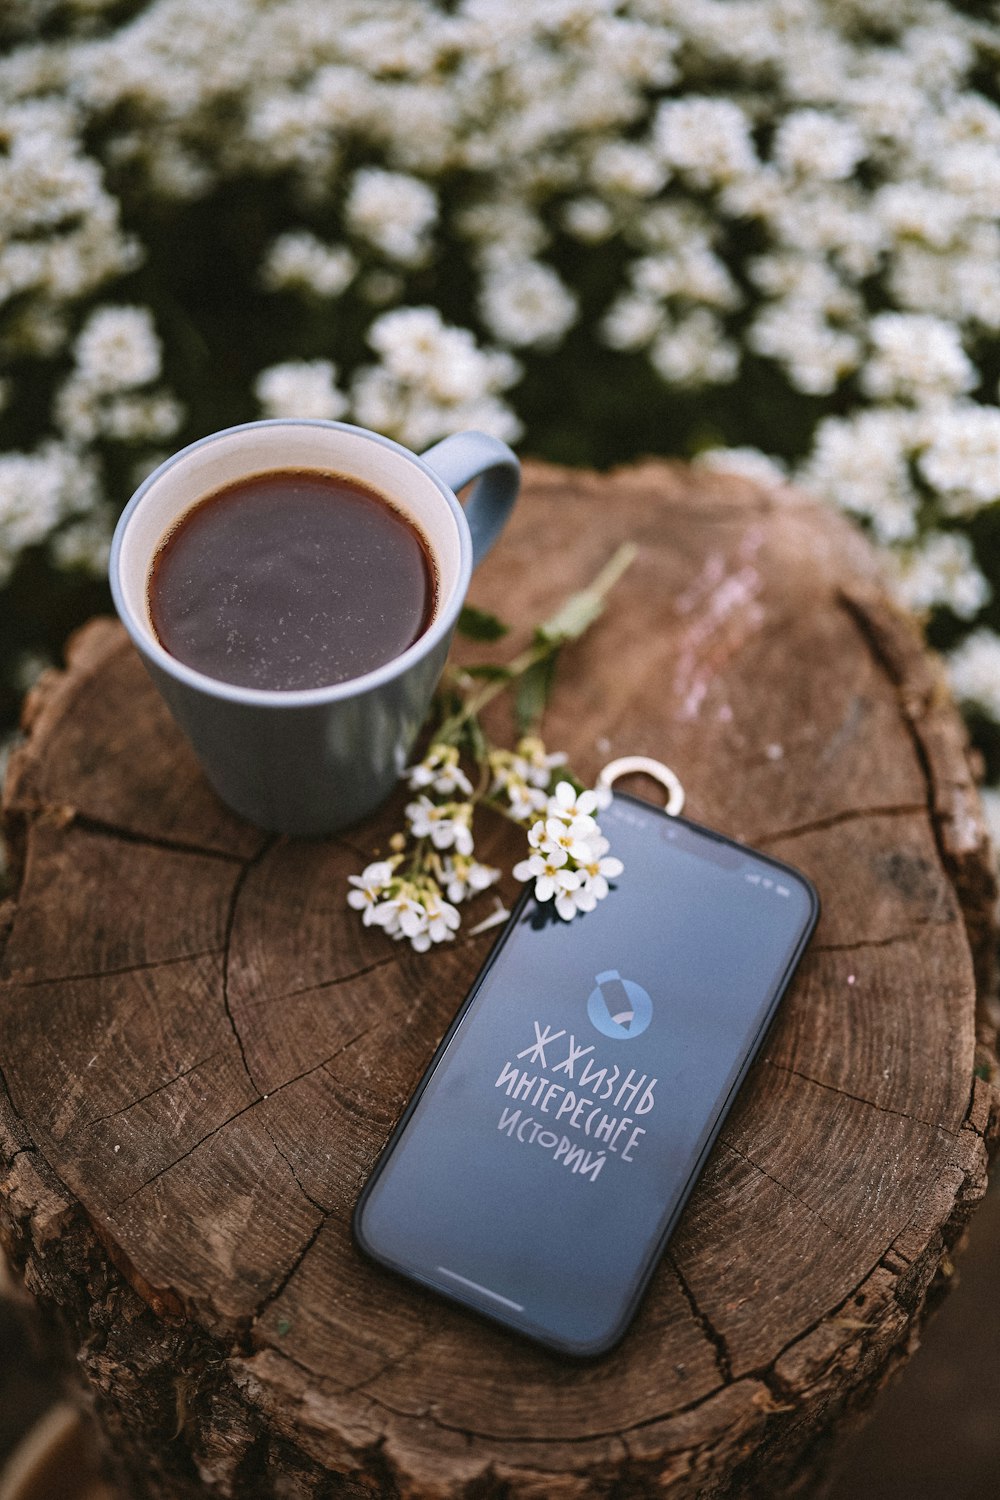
[238, 1328, 765, 1452]
[0, 899, 17, 972]
[253, 1220, 965, 1460]
[718, 1137, 844, 1238]
[759, 1241, 918, 1395]
[336, 1333, 430, 1397]
[269, 952, 403, 1003]
[0, 1057, 27, 1131]
[764, 1057, 957, 1136]
[81, 1051, 225, 1130]
[252, 1213, 326, 1325]
[256, 1024, 378, 1099]
[260, 1121, 329, 1218]
[666, 1249, 734, 1385]
[3, 947, 224, 992]
[114, 1095, 264, 1205]
[111, 1026, 376, 1207]
[265, 920, 495, 1009]
[349, 1374, 768, 1448]
[812, 926, 952, 954]
[221, 837, 278, 1093]
[60, 811, 255, 865]
[836, 594, 984, 965]
[752, 802, 926, 847]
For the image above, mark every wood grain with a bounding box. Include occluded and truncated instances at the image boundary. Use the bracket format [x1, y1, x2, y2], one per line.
[0, 460, 997, 1499]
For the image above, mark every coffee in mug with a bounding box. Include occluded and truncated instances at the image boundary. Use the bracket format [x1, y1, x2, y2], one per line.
[147, 468, 436, 691]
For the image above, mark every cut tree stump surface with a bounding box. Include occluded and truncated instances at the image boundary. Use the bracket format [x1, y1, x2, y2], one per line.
[1, 460, 998, 1500]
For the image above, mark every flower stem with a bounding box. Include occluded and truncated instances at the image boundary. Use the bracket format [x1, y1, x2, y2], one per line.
[437, 541, 637, 742]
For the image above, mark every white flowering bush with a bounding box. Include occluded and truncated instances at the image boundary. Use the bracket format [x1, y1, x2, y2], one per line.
[3, 0, 1000, 789]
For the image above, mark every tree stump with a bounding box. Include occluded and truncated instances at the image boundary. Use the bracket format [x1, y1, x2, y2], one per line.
[1, 460, 998, 1500]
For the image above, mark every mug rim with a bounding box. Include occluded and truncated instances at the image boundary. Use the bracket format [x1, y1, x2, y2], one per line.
[109, 418, 475, 709]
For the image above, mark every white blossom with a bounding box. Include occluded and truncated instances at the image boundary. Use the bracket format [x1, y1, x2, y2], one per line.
[0, 442, 100, 581]
[352, 307, 521, 448]
[72, 305, 162, 393]
[748, 303, 861, 396]
[345, 168, 438, 266]
[576, 835, 624, 909]
[800, 410, 923, 544]
[918, 405, 1000, 515]
[773, 110, 866, 182]
[515, 738, 568, 789]
[347, 860, 398, 925]
[947, 629, 1000, 722]
[589, 140, 667, 198]
[512, 849, 582, 919]
[254, 360, 348, 421]
[455, 200, 548, 260]
[544, 814, 600, 865]
[862, 314, 975, 403]
[405, 744, 474, 798]
[513, 781, 622, 920]
[366, 306, 519, 406]
[419, 891, 462, 949]
[405, 795, 474, 856]
[440, 855, 499, 904]
[261, 232, 357, 298]
[695, 447, 789, 488]
[892, 532, 990, 620]
[650, 310, 738, 388]
[600, 294, 664, 351]
[546, 780, 603, 822]
[874, 184, 970, 253]
[653, 97, 757, 187]
[478, 259, 578, 350]
[371, 889, 429, 946]
[49, 508, 115, 576]
[561, 196, 616, 242]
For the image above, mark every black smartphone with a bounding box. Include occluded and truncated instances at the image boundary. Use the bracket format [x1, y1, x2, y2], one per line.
[353, 792, 819, 1357]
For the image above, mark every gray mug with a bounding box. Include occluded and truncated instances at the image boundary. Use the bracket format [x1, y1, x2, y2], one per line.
[109, 418, 520, 835]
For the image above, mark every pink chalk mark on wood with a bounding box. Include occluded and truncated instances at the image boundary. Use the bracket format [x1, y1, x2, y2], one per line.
[672, 545, 766, 720]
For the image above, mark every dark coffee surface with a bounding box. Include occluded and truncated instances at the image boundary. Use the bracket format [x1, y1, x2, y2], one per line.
[148, 469, 435, 690]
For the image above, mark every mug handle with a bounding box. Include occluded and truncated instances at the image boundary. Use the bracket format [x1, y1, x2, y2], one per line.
[421, 431, 520, 568]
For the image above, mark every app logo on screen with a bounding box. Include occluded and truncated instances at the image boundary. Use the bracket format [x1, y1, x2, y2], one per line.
[587, 970, 652, 1040]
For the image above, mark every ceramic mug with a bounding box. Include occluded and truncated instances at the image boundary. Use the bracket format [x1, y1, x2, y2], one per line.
[109, 418, 520, 835]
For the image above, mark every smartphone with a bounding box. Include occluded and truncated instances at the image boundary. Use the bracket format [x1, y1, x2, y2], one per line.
[353, 792, 819, 1357]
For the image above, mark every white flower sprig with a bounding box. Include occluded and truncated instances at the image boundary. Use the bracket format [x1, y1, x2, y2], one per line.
[346, 545, 635, 951]
[513, 782, 623, 922]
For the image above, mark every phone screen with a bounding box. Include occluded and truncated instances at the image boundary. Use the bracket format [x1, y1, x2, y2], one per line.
[354, 793, 818, 1356]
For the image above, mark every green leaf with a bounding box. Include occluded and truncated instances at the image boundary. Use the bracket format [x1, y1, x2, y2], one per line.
[536, 595, 603, 645]
[429, 685, 464, 729]
[537, 541, 638, 645]
[464, 712, 489, 765]
[458, 605, 510, 641]
[516, 651, 559, 734]
[461, 663, 513, 681]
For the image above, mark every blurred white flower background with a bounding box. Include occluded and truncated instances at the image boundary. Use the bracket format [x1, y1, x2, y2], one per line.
[3, 0, 1000, 822]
